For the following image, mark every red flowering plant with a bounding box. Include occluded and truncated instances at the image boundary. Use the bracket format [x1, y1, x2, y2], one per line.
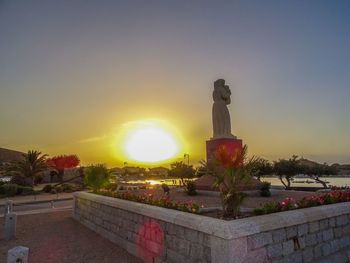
[213, 144, 258, 218]
[254, 190, 350, 215]
[96, 190, 201, 213]
[47, 155, 80, 182]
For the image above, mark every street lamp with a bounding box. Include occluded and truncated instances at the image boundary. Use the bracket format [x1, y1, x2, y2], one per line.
[183, 153, 190, 166]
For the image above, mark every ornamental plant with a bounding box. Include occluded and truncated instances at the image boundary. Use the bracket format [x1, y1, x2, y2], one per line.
[47, 154, 80, 182]
[96, 190, 201, 213]
[7, 150, 48, 186]
[254, 190, 350, 215]
[84, 164, 110, 193]
[213, 144, 256, 218]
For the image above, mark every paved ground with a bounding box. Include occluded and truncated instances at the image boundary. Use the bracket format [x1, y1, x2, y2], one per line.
[11, 199, 73, 213]
[0, 211, 141, 263]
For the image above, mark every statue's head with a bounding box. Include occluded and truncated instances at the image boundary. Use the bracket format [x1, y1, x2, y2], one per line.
[214, 79, 225, 89]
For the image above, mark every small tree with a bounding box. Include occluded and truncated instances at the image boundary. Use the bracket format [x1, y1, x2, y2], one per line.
[84, 164, 110, 193]
[274, 155, 301, 189]
[7, 150, 48, 186]
[168, 161, 195, 185]
[249, 158, 273, 181]
[47, 155, 80, 182]
[213, 145, 255, 218]
[302, 163, 338, 189]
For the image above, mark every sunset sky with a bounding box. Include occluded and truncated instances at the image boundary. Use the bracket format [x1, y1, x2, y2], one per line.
[1, 1, 350, 167]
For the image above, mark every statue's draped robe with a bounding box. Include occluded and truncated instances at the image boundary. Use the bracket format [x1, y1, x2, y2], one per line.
[212, 87, 233, 139]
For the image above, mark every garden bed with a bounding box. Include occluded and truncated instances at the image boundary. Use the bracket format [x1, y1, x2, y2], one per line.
[73, 191, 350, 263]
[97, 188, 317, 213]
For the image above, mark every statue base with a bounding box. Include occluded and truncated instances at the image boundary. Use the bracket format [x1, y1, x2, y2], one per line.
[206, 138, 243, 164]
[195, 137, 261, 191]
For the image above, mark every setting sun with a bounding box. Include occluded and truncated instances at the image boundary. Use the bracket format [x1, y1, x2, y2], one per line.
[122, 121, 181, 163]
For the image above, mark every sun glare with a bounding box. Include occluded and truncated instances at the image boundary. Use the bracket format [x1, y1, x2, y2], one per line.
[124, 123, 179, 163]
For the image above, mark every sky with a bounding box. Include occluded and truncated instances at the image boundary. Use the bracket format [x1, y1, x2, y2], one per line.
[1, 0, 350, 167]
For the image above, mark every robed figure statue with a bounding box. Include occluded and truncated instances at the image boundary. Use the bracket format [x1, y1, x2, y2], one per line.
[212, 79, 235, 139]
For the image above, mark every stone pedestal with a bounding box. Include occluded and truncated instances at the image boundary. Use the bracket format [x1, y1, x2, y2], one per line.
[196, 137, 261, 191]
[5, 213, 17, 241]
[206, 138, 243, 164]
[7, 246, 29, 263]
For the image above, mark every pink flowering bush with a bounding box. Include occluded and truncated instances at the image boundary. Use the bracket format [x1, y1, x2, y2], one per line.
[96, 190, 201, 213]
[254, 190, 350, 215]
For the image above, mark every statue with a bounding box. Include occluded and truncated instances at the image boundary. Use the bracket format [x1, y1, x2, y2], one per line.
[212, 79, 235, 139]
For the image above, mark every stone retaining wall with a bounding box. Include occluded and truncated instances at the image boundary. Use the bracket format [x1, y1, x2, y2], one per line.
[73, 192, 350, 263]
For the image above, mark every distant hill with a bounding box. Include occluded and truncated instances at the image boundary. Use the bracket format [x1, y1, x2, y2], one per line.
[299, 158, 350, 176]
[0, 148, 24, 163]
[299, 158, 320, 167]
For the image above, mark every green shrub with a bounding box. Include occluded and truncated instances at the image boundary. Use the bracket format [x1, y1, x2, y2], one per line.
[260, 181, 271, 197]
[55, 186, 62, 193]
[185, 181, 197, 196]
[104, 183, 118, 192]
[253, 202, 280, 215]
[20, 186, 35, 195]
[0, 184, 18, 197]
[84, 164, 110, 193]
[10, 175, 28, 186]
[42, 184, 53, 193]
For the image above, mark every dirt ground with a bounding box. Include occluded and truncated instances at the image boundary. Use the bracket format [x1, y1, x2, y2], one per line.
[0, 211, 141, 263]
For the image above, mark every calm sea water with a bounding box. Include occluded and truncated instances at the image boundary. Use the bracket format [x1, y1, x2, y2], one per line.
[128, 177, 350, 188]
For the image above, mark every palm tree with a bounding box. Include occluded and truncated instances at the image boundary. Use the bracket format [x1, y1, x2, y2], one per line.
[7, 150, 48, 186]
[213, 145, 256, 218]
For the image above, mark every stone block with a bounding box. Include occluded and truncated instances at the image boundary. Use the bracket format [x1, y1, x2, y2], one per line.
[319, 219, 329, 230]
[7, 246, 29, 263]
[282, 240, 294, 256]
[314, 243, 323, 259]
[305, 233, 317, 246]
[329, 217, 336, 227]
[267, 243, 282, 259]
[316, 232, 324, 243]
[272, 229, 287, 243]
[204, 246, 211, 262]
[286, 226, 297, 238]
[339, 236, 350, 249]
[334, 226, 343, 238]
[175, 226, 185, 239]
[247, 232, 273, 249]
[330, 239, 341, 253]
[4, 213, 17, 241]
[166, 248, 187, 263]
[302, 247, 314, 263]
[184, 228, 199, 243]
[291, 251, 303, 263]
[336, 215, 348, 226]
[211, 236, 247, 263]
[322, 243, 331, 257]
[297, 223, 308, 236]
[203, 235, 211, 247]
[342, 224, 350, 235]
[322, 229, 334, 241]
[177, 239, 191, 256]
[330, 252, 348, 263]
[189, 243, 203, 260]
[309, 221, 320, 233]
[298, 236, 306, 249]
[243, 247, 267, 263]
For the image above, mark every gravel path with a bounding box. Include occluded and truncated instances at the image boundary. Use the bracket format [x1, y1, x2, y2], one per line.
[0, 211, 141, 263]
